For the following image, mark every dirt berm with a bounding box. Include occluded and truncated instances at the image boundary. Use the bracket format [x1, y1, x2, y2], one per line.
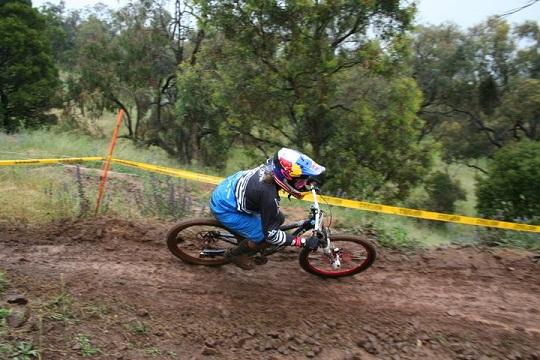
[0, 218, 538, 359]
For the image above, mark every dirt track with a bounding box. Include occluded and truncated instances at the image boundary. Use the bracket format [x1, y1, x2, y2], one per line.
[0, 217, 539, 359]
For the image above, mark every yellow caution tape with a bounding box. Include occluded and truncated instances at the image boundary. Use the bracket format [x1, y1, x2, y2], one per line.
[2, 156, 539, 233]
[110, 158, 223, 185]
[0, 157, 104, 166]
[302, 193, 540, 234]
[111, 159, 539, 234]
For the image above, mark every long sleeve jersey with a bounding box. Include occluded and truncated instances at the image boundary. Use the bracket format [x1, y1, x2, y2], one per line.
[234, 165, 294, 246]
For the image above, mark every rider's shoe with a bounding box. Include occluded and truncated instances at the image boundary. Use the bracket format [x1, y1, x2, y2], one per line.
[225, 240, 255, 270]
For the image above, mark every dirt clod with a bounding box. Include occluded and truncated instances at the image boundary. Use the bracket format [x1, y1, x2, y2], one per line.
[7, 306, 29, 328]
[6, 293, 28, 305]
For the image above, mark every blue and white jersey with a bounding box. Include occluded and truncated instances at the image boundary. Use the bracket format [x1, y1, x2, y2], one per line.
[222, 165, 292, 246]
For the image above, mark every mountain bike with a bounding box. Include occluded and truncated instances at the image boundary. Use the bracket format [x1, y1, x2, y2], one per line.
[166, 186, 377, 278]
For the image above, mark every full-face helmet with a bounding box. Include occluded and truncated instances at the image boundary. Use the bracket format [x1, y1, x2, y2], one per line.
[271, 148, 325, 199]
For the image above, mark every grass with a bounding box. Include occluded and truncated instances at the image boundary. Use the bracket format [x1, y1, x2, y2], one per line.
[145, 346, 162, 357]
[126, 320, 148, 335]
[81, 304, 109, 320]
[1, 114, 536, 249]
[9, 341, 39, 360]
[42, 275, 78, 324]
[0, 159, 208, 223]
[75, 334, 101, 357]
[0, 115, 221, 178]
[0, 308, 10, 321]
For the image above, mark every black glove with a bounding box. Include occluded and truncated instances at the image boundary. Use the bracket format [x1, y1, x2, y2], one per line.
[305, 236, 319, 251]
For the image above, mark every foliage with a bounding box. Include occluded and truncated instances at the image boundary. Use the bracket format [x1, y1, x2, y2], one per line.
[38, 1, 79, 66]
[169, 63, 232, 166]
[477, 228, 540, 251]
[324, 75, 433, 201]
[0, 0, 61, 132]
[413, 19, 540, 165]
[64, 0, 205, 162]
[188, 0, 435, 198]
[476, 140, 540, 221]
[10, 341, 39, 360]
[197, 0, 416, 157]
[126, 320, 148, 335]
[422, 171, 466, 214]
[76, 334, 101, 357]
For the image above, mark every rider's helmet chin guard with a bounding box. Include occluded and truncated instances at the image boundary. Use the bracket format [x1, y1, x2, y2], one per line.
[271, 148, 326, 199]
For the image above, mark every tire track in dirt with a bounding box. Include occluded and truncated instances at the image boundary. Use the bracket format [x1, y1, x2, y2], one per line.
[0, 218, 539, 359]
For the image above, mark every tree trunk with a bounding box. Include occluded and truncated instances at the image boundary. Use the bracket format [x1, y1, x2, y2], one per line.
[189, 120, 200, 162]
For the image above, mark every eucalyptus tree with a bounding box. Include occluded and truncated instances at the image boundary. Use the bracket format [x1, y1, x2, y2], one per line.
[0, 0, 61, 132]
[67, 0, 205, 147]
[412, 18, 540, 166]
[196, 0, 417, 159]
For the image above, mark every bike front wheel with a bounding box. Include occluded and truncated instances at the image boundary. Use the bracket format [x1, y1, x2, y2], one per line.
[299, 234, 377, 278]
[166, 217, 240, 266]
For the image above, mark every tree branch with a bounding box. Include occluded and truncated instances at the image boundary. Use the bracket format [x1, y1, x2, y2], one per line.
[449, 107, 503, 148]
[331, 14, 366, 48]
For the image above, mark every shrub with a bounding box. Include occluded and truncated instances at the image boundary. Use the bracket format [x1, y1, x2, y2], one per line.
[423, 171, 466, 214]
[476, 140, 540, 222]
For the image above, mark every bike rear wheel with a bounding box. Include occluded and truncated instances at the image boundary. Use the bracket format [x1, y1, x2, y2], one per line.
[299, 234, 377, 278]
[166, 217, 240, 266]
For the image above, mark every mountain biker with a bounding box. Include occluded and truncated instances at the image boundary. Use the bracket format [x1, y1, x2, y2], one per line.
[209, 148, 326, 270]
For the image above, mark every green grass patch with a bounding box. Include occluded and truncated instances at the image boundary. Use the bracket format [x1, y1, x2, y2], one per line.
[145, 346, 162, 357]
[8, 341, 39, 360]
[0, 308, 10, 321]
[42, 275, 79, 324]
[75, 334, 101, 357]
[477, 228, 540, 251]
[125, 320, 148, 335]
[81, 304, 109, 320]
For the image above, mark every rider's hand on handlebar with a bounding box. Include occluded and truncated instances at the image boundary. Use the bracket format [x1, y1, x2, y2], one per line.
[305, 236, 319, 251]
[291, 236, 319, 251]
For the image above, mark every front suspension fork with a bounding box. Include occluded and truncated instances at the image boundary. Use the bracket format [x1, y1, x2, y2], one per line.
[322, 239, 341, 270]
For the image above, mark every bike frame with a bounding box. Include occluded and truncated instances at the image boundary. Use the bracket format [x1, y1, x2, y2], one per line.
[260, 187, 341, 270]
[201, 186, 342, 270]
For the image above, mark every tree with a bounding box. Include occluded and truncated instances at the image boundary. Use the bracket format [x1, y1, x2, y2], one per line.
[173, 63, 231, 166]
[514, 21, 540, 79]
[0, 0, 61, 132]
[476, 140, 540, 221]
[66, 0, 207, 163]
[197, 0, 416, 158]
[323, 74, 433, 201]
[412, 19, 540, 167]
[38, 1, 81, 68]
[423, 171, 466, 214]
